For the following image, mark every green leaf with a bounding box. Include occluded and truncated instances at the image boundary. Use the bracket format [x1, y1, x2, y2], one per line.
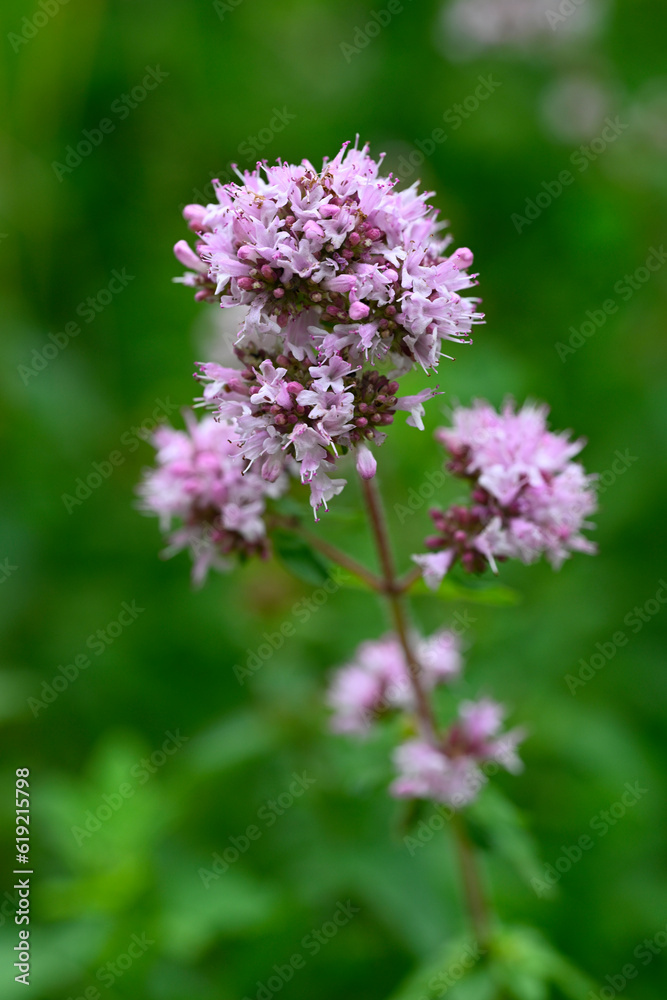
[386, 925, 596, 1000]
[272, 529, 332, 585]
[322, 508, 366, 523]
[332, 567, 519, 604]
[467, 787, 545, 888]
[186, 710, 282, 775]
[17, 917, 112, 995]
[329, 567, 378, 592]
[488, 926, 596, 1000]
[410, 576, 521, 606]
[387, 935, 490, 1000]
[159, 850, 283, 959]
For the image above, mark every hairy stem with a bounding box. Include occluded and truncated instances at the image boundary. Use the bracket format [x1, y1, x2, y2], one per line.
[359, 475, 437, 739]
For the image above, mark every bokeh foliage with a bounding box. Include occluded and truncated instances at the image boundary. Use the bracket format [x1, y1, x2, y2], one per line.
[1, 0, 666, 997]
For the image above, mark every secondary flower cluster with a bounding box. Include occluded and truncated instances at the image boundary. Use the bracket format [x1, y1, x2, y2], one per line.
[174, 141, 483, 513]
[327, 629, 524, 807]
[327, 629, 462, 734]
[414, 399, 598, 588]
[196, 352, 434, 513]
[138, 413, 285, 584]
[392, 699, 524, 807]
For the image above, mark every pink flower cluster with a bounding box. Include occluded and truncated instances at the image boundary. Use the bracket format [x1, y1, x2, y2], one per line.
[327, 629, 462, 734]
[196, 354, 434, 514]
[138, 414, 285, 584]
[414, 399, 598, 588]
[327, 628, 524, 807]
[174, 141, 483, 513]
[391, 699, 525, 807]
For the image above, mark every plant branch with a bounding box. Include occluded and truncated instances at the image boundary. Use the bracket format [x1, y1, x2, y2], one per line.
[396, 563, 422, 594]
[359, 472, 492, 951]
[359, 475, 438, 740]
[451, 812, 491, 948]
[271, 514, 383, 592]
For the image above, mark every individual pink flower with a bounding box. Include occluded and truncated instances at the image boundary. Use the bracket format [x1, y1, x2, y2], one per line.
[327, 629, 462, 734]
[138, 413, 286, 584]
[413, 399, 598, 587]
[355, 444, 377, 480]
[391, 698, 525, 807]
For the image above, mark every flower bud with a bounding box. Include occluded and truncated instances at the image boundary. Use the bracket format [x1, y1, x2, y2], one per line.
[355, 444, 377, 480]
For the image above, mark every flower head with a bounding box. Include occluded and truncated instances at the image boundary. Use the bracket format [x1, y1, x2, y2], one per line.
[176, 141, 482, 513]
[175, 140, 482, 369]
[138, 413, 285, 583]
[414, 399, 598, 587]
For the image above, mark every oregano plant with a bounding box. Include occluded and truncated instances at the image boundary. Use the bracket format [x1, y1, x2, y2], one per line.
[139, 141, 598, 999]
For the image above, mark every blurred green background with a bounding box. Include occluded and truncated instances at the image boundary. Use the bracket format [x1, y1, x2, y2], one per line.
[1, 0, 666, 997]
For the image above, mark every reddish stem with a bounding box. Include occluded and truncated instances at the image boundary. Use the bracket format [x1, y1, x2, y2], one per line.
[360, 472, 492, 948]
[359, 475, 438, 740]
